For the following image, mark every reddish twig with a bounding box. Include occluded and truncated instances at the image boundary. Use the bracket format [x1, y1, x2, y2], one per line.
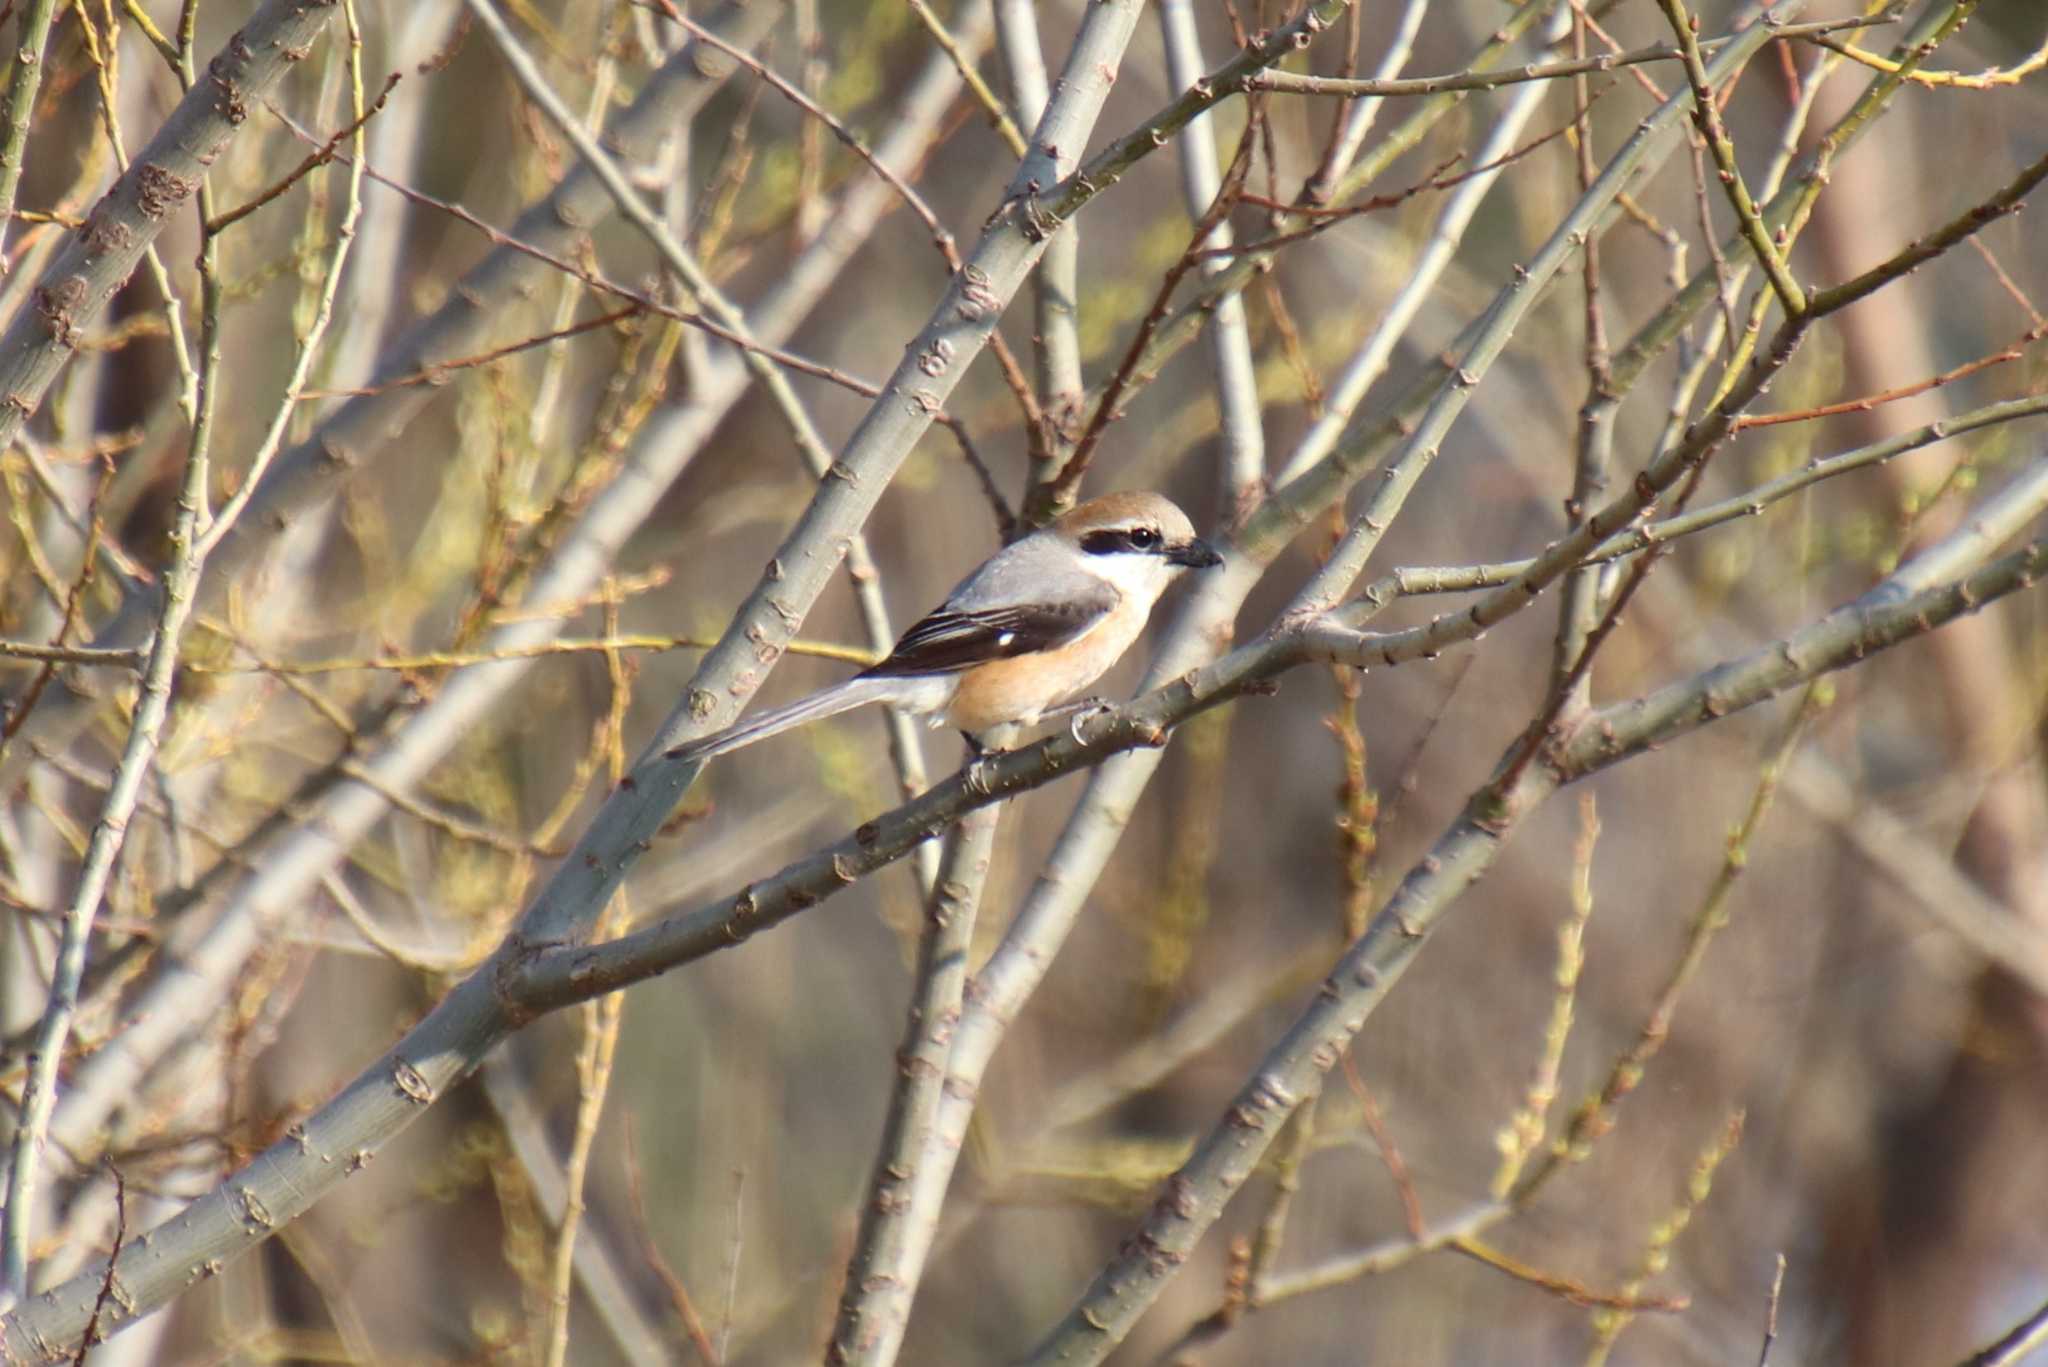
[207, 72, 402, 234]
[0, 457, 112, 748]
[268, 108, 901, 403]
[1446, 1238, 1692, 1314]
[1037, 111, 1263, 520]
[72, 1160, 127, 1366]
[649, 0, 1045, 439]
[301, 307, 642, 398]
[1343, 1052, 1422, 1238]
[1730, 323, 2047, 431]
[1214, 97, 1599, 258]
[1968, 237, 2046, 328]
[623, 1118, 720, 1364]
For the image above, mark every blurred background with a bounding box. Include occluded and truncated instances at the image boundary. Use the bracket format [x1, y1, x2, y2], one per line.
[3, 0, 2047, 1362]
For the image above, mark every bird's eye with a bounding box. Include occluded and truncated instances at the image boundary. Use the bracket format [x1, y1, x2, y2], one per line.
[1126, 526, 1160, 550]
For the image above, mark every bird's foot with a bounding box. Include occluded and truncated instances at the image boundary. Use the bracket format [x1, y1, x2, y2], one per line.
[1054, 698, 1115, 745]
[961, 730, 1006, 794]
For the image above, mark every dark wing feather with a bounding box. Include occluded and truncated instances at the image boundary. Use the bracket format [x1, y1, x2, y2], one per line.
[863, 590, 1115, 677]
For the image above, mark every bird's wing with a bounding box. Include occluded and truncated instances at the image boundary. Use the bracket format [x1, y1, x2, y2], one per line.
[863, 557, 1119, 677]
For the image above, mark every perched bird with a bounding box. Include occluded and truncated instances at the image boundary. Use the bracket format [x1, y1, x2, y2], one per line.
[668, 491, 1222, 763]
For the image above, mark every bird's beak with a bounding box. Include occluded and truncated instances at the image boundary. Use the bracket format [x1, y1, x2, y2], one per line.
[1168, 537, 1223, 570]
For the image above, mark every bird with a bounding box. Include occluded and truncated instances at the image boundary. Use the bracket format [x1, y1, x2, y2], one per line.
[668, 491, 1222, 764]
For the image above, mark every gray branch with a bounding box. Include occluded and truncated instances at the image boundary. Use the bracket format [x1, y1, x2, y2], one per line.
[0, 0, 340, 451]
[1023, 503, 2048, 1364]
[0, 0, 778, 793]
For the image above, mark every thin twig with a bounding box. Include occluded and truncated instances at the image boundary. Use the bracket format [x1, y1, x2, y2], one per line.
[1492, 794, 1599, 1196]
[198, 6, 371, 556]
[622, 1120, 720, 1364]
[1758, 1253, 1787, 1367]
[1449, 1237, 1689, 1313]
[299, 306, 640, 397]
[998, 0, 1087, 495]
[1584, 1111, 1746, 1362]
[1553, 4, 1616, 701]
[204, 71, 400, 233]
[1804, 25, 2048, 89]
[1044, 100, 1259, 515]
[908, 0, 1025, 156]
[1655, 0, 1806, 317]
[69, 1160, 125, 1366]
[270, 108, 899, 405]
[0, 0, 334, 1290]
[1732, 324, 2045, 430]
[651, 0, 1046, 436]
[1246, 15, 1888, 99]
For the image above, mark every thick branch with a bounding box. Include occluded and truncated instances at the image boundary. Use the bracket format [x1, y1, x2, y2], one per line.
[1026, 522, 2048, 1365]
[0, 0, 340, 451]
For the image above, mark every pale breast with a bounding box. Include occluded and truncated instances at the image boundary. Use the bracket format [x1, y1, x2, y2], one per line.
[943, 591, 1147, 733]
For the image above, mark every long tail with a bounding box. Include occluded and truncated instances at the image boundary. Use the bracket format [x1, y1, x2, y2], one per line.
[666, 675, 912, 763]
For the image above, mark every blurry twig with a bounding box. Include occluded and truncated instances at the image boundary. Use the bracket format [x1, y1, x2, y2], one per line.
[1345, 1055, 1421, 1237]
[622, 1120, 720, 1364]
[0, 0, 62, 265]
[1554, 5, 1616, 705]
[1758, 1253, 1787, 1367]
[270, 107, 904, 407]
[1040, 110, 1256, 517]
[205, 71, 400, 233]
[1159, 0, 1267, 516]
[1539, 686, 1825, 1196]
[1209, 105, 1585, 258]
[1959, 1294, 2048, 1367]
[1348, 390, 2048, 603]
[0, 456, 111, 747]
[1246, 1097, 1318, 1287]
[0, 0, 370, 1301]
[70, 1160, 124, 1367]
[1323, 651, 1376, 940]
[479, 1064, 675, 1367]
[1492, 794, 1598, 1197]
[543, 587, 636, 1367]
[1806, 25, 2047, 89]
[300, 306, 640, 397]
[908, 0, 1025, 155]
[719, 1170, 745, 1364]
[1584, 1110, 1745, 1363]
[1782, 750, 2048, 999]
[654, 3, 955, 262]
[1967, 238, 2046, 328]
[1042, 951, 1331, 1133]
[1453, 1238, 1688, 1314]
[997, 0, 1086, 492]
[168, 633, 879, 675]
[653, 1, 1047, 440]
[544, 959, 627, 1367]
[1246, 15, 1890, 98]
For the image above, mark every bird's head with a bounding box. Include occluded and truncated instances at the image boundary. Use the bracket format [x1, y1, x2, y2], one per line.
[1054, 493, 1223, 598]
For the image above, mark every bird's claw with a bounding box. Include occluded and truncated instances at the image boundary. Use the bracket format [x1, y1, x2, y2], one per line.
[964, 753, 1000, 796]
[1068, 699, 1114, 745]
